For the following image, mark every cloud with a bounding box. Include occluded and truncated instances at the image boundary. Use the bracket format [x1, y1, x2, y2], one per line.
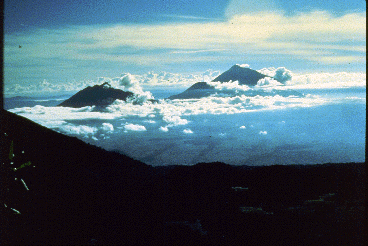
[236, 64, 250, 68]
[208, 81, 251, 92]
[259, 131, 268, 135]
[257, 67, 292, 85]
[114, 73, 154, 104]
[7, 75, 364, 141]
[4, 80, 96, 96]
[257, 77, 282, 87]
[101, 123, 114, 132]
[4, 10, 365, 89]
[7, 65, 364, 97]
[273, 67, 292, 84]
[183, 129, 194, 134]
[162, 115, 189, 126]
[59, 124, 98, 137]
[124, 123, 147, 132]
[144, 120, 156, 124]
[1, 68, 220, 96]
[288, 72, 366, 88]
[159, 126, 169, 132]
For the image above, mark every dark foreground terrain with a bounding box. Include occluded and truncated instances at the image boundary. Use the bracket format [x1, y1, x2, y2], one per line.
[1, 109, 366, 245]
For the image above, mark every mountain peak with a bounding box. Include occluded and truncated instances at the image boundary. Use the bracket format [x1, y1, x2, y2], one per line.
[100, 82, 112, 88]
[212, 65, 268, 86]
[58, 83, 134, 108]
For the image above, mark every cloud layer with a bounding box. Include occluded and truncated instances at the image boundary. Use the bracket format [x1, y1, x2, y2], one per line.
[4, 10, 365, 89]
[5, 66, 365, 96]
[8, 83, 346, 141]
[7, 84, 365, 166]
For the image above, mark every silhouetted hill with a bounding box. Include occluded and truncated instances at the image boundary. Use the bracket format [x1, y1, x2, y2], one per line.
[168, 65, 274, 100]
[213, 65, 268, 85]
[58, 82, 134, 107]
[167, 82, 216, 99]
[1, 109, 156, 244]
[1, 109, 366, 245]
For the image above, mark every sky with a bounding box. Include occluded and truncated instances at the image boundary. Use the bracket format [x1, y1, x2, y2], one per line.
[3, 0, 366, 92]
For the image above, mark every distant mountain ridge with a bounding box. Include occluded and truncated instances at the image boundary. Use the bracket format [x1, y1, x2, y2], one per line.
[58, 82, 134, 108]
[167, 82, 216, 100]
[168, 65, 276, 100]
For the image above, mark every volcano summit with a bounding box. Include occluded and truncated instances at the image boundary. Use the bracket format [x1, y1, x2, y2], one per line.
[58, 82, 134, 108]
[168, 65, 295, 100]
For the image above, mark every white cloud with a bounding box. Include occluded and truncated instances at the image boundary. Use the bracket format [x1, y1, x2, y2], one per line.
[101, 123, 114, 132]
[236, 64, 250, 68]
[259, 131, 268, 135]
[162, 115, 189, 126]
[4, 11, 365, 89]
[7, 74, 364, 141]
[257, 77, 283, 87]
[59, 124, 98, 136]
[8, 89, 330, 130]
[288, 72, 366, 88]
[257, 67, 292, 85]
[7, 65, 364, 97]
[9, 105, 119, 122]
[208, 81, 251, 92]
[144, 120, 156, 124]
[124, 123, 147, 132]
[4, 80, 97, 96]
[159, 126, 169, 132]
[183, 129, 194, 134]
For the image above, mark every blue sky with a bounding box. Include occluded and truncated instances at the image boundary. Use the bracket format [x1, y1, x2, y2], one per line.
[4, 0, 366, 90]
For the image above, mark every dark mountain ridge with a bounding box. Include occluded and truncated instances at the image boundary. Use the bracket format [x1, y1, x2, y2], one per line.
[168, 82, 216, 100]
[168, 65, 283, 100]
[1, 109, 366, 245]
[58, 82, 134, 108]
[213, 65, 269, 85]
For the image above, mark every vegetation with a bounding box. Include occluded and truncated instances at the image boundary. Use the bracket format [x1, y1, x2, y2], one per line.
[1, 109, 366, 245]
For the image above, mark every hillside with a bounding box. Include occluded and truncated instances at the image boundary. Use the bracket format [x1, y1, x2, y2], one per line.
[58, 82, 134, 108]
[168, 65, 279, 100]
[167, 82, 216, 100]
[213, 65, 269, 85]
[1, 109, 366, 245]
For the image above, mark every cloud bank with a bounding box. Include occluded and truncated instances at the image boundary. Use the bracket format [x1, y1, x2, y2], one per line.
[124, 123, 147, 132]
[4, 10, 365, 89]
[5, 65, 365, 96]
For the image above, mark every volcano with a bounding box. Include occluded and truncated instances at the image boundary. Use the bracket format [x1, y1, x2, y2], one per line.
[212, 65, 269, 85]
[168, 65, 274, 100]
[58, 82, 134, 108]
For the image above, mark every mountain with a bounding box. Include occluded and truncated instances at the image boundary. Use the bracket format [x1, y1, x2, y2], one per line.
[1, 109, 155, 244]
[58, 82, 134, 108]
[167, 82, 216, 100]
[168, 65, 297, 100]
[2, 109, 365, 245]
[212, 65, 269, 85]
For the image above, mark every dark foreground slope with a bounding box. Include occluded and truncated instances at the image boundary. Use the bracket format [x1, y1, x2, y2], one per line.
[1, 109, 366, 245]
